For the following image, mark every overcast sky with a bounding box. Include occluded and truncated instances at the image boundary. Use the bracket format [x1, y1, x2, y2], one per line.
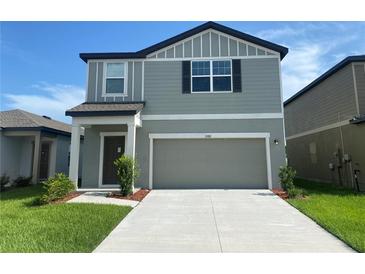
[1, 21, 365, 122]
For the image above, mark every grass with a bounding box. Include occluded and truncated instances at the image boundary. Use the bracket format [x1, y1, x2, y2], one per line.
[0, 185, 132, 252]
[288, 178, 365, 252]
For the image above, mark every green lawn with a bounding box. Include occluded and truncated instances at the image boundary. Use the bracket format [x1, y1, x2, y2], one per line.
[288, 179, 365, 252]
[0, 185, 132, 252]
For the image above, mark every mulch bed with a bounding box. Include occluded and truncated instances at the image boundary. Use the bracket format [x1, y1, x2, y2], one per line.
[272, 188, 289, 200]
[51, 192, 83, 204]
[107, 189, 150, 202]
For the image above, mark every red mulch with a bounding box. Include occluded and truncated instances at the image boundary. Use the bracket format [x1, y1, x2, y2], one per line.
[272, 188, 288, 200]
[107, 189, 150, 202]
[51, 192, 83, 204]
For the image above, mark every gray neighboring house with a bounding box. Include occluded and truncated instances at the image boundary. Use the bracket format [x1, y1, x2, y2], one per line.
[284, 55, 365, 190]
[0, 109, 76, 184]
[66, 21, 288, 190]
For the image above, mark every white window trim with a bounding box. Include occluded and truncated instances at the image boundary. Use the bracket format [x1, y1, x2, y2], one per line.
[102, 62, 128, 97]
[148, 132, 273, 190]
[191, 59, 233, 93]
[98, 132, 127, 188]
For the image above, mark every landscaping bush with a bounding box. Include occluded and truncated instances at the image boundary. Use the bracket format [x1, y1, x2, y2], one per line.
[0, 174, 10, 192]
[14, 176, 32, 187]
[40, 173, 75, 204]
[278, 166, 296, 191]
[287, 187, 305, 199]
[114, 155, 140, 196]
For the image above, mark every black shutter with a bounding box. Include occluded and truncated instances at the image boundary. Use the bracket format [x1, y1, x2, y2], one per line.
[232, 59, 242, 93]
[182, 61, 191, 94]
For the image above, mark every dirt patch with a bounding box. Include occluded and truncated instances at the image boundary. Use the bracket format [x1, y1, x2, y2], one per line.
[107, 189, 150, 202]
[51, 192, 83, 204]
[272, 188, 288, 200]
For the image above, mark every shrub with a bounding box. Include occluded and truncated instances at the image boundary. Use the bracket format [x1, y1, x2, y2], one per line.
[287, 187, 305, 199]
[114, 155, 140, 196]
[40, 173, 75, 204]
[278, 166, 296, 191]
[0, 174, 10, 192]
[14, 176, 32, 187]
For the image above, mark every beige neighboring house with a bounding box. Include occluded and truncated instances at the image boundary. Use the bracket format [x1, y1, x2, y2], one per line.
[0, 109, 82, 184]
[284, 55, 365, 191]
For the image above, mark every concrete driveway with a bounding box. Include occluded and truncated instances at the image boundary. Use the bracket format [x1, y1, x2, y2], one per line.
[94, 190, 353, 252]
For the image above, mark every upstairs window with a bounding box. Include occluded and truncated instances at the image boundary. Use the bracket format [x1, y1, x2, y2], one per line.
[191, 60, 232, 93]
[104, 63, 126, 95]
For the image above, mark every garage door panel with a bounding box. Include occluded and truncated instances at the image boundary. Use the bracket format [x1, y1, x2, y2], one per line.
[153, 138, 267, 189]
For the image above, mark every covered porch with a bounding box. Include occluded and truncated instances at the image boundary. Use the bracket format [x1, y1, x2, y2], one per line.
[66, 102, 144, 190]
[1, 130, 60, 183]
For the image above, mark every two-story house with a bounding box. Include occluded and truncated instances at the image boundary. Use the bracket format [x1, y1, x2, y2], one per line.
[66, 21, 288, 190]
[284, 55, 365, 191]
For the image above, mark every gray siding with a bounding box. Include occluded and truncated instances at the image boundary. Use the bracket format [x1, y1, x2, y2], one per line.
[220, 36, 228, 56]
[86, 61, 143, 103]
[211, 32, 219, 57]
[193, 36, 201, 57]
[354, 63, 365, 114]
[285, 64, 358, 137]
[286, 124, 365, 190]
[142, 58, 281, 114]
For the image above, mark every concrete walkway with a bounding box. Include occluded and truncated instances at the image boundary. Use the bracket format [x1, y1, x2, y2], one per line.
[94, 190, 353, 252]
[67, 192, 139, 207]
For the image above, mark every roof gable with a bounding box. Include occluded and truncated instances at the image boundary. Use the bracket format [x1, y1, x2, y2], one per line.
[80, 21, 288, 62]
[284, 55, 365, 106]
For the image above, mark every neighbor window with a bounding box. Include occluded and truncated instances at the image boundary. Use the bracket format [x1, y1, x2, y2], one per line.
[191, 60, 232, 92]
[105, 63, 126, 95]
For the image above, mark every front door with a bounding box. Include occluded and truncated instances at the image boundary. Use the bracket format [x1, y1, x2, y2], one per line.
[102, 136, 125, 185]
[39, 142, 50, 180]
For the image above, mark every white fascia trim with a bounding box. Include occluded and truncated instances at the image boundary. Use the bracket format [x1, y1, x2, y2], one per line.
[146, 55, 280, 62]
[149, 132, 270, 139]
[352, 63, 360, 116]
[142, 113, 283, 120]
[148, 132, 272, 190]
[73, 114, 141, 126]
[286, 120, 350, 140]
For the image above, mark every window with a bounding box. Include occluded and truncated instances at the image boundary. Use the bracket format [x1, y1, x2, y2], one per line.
[104, 63, 126, 95]
[191, 60, 232, 92]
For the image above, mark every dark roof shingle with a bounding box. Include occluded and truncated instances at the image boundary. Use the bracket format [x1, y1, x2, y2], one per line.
[80, 21, 288, 62]
[0, 109, 71, 134]
[65, 102, 145, 117]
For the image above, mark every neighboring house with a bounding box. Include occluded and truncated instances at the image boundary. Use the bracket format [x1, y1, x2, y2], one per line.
[0, 109, 79, 184]
[284, 55, 365, 190]
[66, 21, 288, 190]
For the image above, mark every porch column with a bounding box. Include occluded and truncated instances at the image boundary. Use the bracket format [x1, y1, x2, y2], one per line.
[31, 132, 41, 183]
[126, 122, 136, 158]
[69, 123, 81, 187]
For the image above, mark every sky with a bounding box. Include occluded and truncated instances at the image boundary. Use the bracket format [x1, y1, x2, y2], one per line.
[1, 21, 365, 123]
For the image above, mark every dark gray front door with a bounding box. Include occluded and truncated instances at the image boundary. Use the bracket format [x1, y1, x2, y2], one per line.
[39, 142, 50, 180]
[102, 136, 125, 185]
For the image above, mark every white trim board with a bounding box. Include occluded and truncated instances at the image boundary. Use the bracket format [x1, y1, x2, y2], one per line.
[286, 120, 350, 140]
[98, 132, 127, 188]
[142, 113, 283, 120]
[148, 132, 272, 190]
